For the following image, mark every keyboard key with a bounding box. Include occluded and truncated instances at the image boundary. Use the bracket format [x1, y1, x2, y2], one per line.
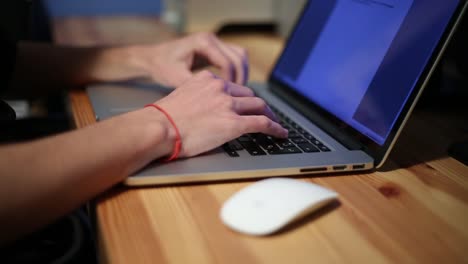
[303, 133, 315, 141]
[291, 122, 301, 130]
[284, 146, 302, 153]
[291, 137, 308, 144]
[228, 140, 244, 151]
[222, 144, 240, 157]
[251, 134, 274, 145]
[225, 150, 240, 157]
[268, 146, 302, 155]
[297, 127, 306, 134]
[240, 141, 257, 150]
[297, 143, 320, 153]
[238, 135, 253, 143]
[277, 140, 294, 148]
[246, 148, 267, 156]
[263, 144, 280, 151]
[279, 141, 294, 148]
[250, 135, 279, 150]
[287, 131, 302, 138]
[317, 144, 331, 152]
[311, 139, 322, 146]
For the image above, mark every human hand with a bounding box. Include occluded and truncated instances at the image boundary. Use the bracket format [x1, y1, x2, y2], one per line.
[152, 70, 287, 158]
[130, 32, 248, 87]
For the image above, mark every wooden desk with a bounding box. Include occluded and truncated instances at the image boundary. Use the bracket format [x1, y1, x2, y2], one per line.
[55, 17, 468, 264]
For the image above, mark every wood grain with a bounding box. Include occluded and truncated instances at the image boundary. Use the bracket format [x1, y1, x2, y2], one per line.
[55, 16, 468, 264]
[67, 89, 96, 128]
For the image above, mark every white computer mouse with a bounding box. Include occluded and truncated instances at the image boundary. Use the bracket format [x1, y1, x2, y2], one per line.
[220, 177, 338, 236]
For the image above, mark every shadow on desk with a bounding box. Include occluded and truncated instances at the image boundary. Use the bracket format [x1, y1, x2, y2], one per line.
[380, 95, 468, 171]
[273, 199, 341, 236]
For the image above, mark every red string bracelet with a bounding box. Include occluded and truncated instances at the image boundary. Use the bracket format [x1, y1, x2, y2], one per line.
[144, 104, 182, 162]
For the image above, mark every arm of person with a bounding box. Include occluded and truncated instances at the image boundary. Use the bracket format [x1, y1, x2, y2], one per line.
[0, 71, 287, 245]
[7, 42, 146, 98]
[0, 106, 173, 243]
[7, 32, 248, 98]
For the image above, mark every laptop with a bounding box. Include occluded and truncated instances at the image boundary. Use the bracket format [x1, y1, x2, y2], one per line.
[87, 0, 467, 186]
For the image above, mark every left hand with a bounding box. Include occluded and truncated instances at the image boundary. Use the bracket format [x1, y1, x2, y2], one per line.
[129, 32, 249, 87]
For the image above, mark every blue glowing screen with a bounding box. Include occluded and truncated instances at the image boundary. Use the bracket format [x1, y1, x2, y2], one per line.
[273, 0, 459, 145]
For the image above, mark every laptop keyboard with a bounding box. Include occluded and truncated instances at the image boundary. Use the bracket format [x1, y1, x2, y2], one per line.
[222, 106, 331, 157]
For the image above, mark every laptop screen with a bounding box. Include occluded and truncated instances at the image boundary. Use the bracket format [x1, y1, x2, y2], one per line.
[272, 0, 460, 145]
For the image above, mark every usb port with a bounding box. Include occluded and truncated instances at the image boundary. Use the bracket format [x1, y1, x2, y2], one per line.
[333, 165, 347, 171]
[352, 164, 366, 169]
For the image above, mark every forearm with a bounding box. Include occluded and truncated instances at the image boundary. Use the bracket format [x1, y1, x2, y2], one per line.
[0, 107, 173, 244]
[7, 42, 147, 97]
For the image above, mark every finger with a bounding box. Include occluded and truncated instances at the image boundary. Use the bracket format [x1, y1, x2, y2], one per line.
[233, 97, 279, 122]
[240, 115, 288, 138]
[194, 34, 235, 82]
[227, 44, 249, 85]
[225, 82, 255, 97]
[212, 39, 247, 85]
[193, 69, 218, 80]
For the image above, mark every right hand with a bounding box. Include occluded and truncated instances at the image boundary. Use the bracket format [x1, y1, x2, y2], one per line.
[154, 70, 288, 158]
[129, 32, 249, 87]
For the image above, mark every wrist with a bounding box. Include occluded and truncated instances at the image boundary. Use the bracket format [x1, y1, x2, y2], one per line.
[98, 45, 150, 82]
[122, 45, 153, 80]
[139, 106, 178, 160]
[144, 104, 182, 161]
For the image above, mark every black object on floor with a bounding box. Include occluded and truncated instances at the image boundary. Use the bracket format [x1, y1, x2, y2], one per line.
[448, 140, 468, 166]
[0, 116, 70, 143]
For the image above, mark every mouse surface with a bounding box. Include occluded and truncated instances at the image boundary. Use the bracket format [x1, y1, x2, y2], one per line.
[220, 177, 338, 236]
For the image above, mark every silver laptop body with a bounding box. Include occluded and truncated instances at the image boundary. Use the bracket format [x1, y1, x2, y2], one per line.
[86, 0, 467, 186]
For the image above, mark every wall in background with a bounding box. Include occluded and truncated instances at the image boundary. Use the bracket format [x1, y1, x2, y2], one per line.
[43, 0, 163, 17]
[274, 0, 308, 37]
[42, 0, 308, 36]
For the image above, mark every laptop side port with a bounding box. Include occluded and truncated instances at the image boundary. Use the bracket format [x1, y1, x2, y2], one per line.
[352, 164, 366, 169]
[300, 167, 328, 173]
[332, 165, 347, 171]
